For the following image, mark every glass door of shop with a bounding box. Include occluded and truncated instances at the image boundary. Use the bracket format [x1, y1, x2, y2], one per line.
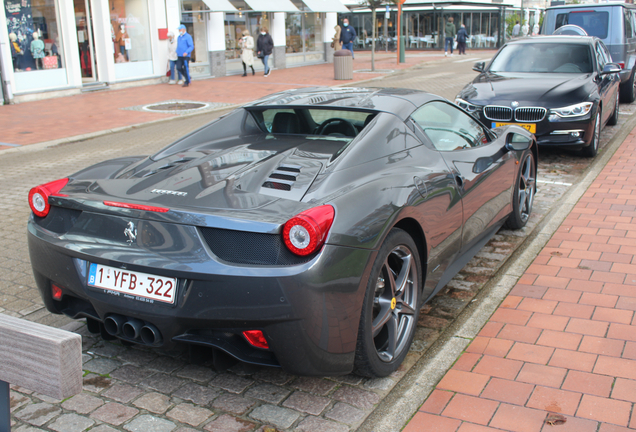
[74, 0, 98, 82]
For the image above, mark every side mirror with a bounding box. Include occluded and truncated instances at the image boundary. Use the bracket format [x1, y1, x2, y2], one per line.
[505, 133, 532, 151]
[601, 63, 621, 75]
[473, 62, 485, 73]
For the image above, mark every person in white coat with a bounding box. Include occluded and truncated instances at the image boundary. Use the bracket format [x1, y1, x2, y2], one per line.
[239, 29, 255, 77]
[167, 31, 183, 84]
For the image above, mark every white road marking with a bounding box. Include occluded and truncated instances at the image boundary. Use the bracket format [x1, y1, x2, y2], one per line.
[537, 179, 572, 186]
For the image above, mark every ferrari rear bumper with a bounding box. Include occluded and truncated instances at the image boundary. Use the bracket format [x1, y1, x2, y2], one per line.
[27, 218, 376, 376]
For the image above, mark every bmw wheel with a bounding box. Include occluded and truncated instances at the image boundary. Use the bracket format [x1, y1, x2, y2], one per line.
[581, 111, 601, 158]
[620, 68, 636, 103]
[608, 91, 619, 126]
[354, 228, 421, 377]
[505, 151, 536, 230]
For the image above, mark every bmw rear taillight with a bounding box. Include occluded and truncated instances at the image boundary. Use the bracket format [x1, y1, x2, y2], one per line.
[618, 62, 625, 70]
[28, 178, 69, 218]
[282, 205, 334, 256]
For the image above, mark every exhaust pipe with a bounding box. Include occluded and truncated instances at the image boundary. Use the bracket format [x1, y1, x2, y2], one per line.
[140, 323, 163, 345]
[104, 315, 126, 336]
[122, 318, 144, 340]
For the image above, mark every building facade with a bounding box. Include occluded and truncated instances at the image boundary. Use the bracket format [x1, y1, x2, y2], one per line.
[0, 0, 346, 103]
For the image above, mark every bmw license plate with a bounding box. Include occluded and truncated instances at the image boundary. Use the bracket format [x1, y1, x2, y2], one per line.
[88, 263, 177, 304]
[492, 122, 536, 133]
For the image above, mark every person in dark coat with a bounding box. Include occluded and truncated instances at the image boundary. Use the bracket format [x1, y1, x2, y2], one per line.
[457, 24, 468, 55]
[339, 18, 357, 59]
[256, 26, 274, 77]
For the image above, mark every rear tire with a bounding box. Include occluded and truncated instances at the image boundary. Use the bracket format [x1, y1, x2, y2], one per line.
[505, 151, 536, 230]
[620, 68, 636, 103]
[354, 228, 421, 377]
[581, 111, 600, 158]
[607, 90, 619, 126]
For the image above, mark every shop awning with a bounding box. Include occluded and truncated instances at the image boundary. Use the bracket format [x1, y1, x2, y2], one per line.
[243, 0, 299, 12]
[201, 0, 237, 11]
[300, 0, 350, 13]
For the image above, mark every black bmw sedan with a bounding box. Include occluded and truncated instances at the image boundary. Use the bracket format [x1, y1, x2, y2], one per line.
[455, 36, 621, 157]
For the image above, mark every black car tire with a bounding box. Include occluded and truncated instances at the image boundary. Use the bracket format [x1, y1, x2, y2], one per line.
[620, 68, 636, 103]
[505, 151, 536, 230]
[607, 91, 619, 126]
[581, 111, 601, 158]
[354, 228, 421, 377]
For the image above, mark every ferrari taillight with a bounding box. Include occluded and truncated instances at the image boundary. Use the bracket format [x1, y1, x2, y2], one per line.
[243, 330, 269, 349]
[28, 178, 69, 218]
[282, 205, 334, 256]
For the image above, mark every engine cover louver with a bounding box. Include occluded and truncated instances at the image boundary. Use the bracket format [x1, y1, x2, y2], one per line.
[262, 164, 301, 191]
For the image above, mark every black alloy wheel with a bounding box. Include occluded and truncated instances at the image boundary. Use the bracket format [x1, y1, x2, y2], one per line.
[581, 111, 601, 158]
[354, 228, 421, 377]
[608, 91, 619, 126]
[505, 151, 536, 230]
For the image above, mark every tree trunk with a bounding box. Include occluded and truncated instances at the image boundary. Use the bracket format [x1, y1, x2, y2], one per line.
[371, 7, 376, 71]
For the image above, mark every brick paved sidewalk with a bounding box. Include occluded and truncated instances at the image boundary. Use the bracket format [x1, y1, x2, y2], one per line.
[0, 51, 446, 151]
[403, 126, 636, 431]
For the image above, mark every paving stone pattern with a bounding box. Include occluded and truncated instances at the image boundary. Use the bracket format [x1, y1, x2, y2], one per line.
[4, 60, 635, 431]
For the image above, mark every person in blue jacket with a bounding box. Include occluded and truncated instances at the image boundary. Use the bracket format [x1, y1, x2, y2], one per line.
[339, 18, 357, 59]
[176, 24, 193, 87]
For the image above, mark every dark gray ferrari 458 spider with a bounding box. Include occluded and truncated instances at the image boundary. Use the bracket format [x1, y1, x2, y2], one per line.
[27, 87, 537, 377]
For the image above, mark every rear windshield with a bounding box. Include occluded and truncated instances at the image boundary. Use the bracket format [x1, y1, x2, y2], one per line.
[489, 43, 594, 73]
[555, 11, 609, 39]
[248, 108, 376, 138]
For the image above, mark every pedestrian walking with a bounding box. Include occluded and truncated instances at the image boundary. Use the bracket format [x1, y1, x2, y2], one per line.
[239, 29, 255, 77]
[444, 17, 456, 56]
[176, 24, 193, 87]
[457, 23, 468, 55]
[166, 31, 183, 84]
[512, 21, 520, 38]
[340, 18, 357, 59]
[256, 27, 273, 77]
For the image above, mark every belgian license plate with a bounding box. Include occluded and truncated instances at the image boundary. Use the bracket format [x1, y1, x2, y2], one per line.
[492, 122, 536, 133]
[88, 263, 177, 304]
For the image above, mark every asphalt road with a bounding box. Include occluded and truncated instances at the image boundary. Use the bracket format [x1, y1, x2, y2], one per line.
[5, 56, 636, 432]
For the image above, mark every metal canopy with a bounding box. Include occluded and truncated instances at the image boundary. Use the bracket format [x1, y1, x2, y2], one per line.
[300, 0, 349, 12]
[346, 0, 513, 10]
[243, 0, 299, 12]
[201, 0, 238, 11]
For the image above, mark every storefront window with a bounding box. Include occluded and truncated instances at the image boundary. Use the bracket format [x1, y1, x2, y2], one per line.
[286, 12, 323, 65]
[110, 0, 151, 63]
[180, 0, 209, 65]
[224, 11, 268, 61]
[5, 0, 67, 91]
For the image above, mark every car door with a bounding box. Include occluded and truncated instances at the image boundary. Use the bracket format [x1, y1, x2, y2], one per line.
[411, 101, 517, 254]
[596, 41, 615, 123]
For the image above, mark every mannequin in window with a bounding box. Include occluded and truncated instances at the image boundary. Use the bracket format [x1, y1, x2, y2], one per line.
[115, 23, 129, 61]
[9, 32, 22, 71]
[31, 32, 45, 69]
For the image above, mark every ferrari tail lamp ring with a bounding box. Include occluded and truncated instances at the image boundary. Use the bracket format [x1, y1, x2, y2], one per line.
[28, 178, 69, 218]
[282, 205, 335, 256]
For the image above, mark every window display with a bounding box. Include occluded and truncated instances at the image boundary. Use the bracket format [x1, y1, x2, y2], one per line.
[5, 0, 64, 72]
[286, 12, 323, 65]
[109, 0, 152, 63]
[224, 11, 269, 61]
